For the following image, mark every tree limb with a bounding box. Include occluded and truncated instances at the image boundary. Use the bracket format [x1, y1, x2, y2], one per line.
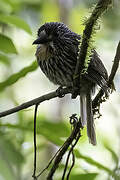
[46, 118, 82, 180]
[108, 41, 120, 85]
[72, 0, 112, 98]
[0, 87, 71, 118]
[92, 41, 120, 110]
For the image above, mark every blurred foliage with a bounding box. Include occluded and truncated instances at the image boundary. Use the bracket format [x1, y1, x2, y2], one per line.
[0, 0, 120, 180]
[0, 61, 38, 92]
[0, 116, 70, 146]
[0, 15, 32, 34]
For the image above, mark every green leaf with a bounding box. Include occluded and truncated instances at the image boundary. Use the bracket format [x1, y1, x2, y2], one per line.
[0, 33, 17, 54]
[1, 15, 32, 34]
[0, 15, 32, 35]
[75, 150, 113, 175]
[0, 53, 11, 66]
[70, 173, 98, 180]
[0, 61, 38, 91]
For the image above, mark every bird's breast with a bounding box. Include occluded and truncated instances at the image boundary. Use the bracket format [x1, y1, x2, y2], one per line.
[36, 44, 52, 62]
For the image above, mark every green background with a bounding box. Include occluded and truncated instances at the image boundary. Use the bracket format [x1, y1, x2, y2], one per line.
[0, 0, 120, 179]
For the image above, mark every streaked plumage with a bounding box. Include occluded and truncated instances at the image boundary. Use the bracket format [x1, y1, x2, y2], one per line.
[33, 22, 109, 145]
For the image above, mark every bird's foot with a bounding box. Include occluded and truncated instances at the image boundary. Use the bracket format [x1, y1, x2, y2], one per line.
[71, 87, 79, 99]
[56, 86, 65, 98]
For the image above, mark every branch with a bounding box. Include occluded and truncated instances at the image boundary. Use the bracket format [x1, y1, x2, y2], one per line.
[92, 41, 120, 110]
[108, 41, 120, 85]
[46, 117, 82, 180]
[72, 0, 112, 98]
[62, 132, 80, 180]
[0, 87, 71, 118]
[66, 150, 75, 180]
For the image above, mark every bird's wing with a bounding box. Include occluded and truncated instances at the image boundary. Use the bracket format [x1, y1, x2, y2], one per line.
[89, 50, 109, 81]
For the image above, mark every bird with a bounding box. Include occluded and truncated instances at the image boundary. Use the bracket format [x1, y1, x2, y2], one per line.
[33, 22, 109, 145]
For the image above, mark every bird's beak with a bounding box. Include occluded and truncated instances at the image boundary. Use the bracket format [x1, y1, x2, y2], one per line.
[32, 37, 44, 45]
[33, 35, 51, 45]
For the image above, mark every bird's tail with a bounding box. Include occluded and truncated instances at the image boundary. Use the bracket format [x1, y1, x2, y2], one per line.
[80, 91, 96, 145]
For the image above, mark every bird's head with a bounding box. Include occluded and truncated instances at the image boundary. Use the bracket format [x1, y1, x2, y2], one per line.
[33, 22, 68, 45]
[33, 22, 81, 60]
[33, 22, 63, 60]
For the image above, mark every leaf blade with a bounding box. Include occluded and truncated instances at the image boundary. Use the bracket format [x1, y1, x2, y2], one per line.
[0, 33, 17, 54]
[75, 150, 113, 175]
[0, 15, 32, 35]
[0, 53, 11, 66]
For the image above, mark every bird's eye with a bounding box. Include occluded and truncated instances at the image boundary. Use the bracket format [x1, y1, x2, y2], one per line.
[48, 34, 52, 40]
[39, 30, 46, 37]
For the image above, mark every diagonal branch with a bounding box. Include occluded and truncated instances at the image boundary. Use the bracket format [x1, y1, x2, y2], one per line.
[92, 41, 120, 109]
[108, 41, 120, 85]
[72, 0, 112, 98]
[46, 118, 82, 180]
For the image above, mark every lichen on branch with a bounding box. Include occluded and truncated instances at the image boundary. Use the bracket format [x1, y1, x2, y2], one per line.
[73, 0, 113, 95]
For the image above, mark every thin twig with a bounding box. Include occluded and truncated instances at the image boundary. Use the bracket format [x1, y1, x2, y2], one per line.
[62, 132, 80, 180]
[108, 41, 120, 85]
[32, 104, 39, 180]
[36, 139, 69, 178]
[36, 115, 80, 179]
[66, 150, 75, 180]
[46, 119, 82, 180]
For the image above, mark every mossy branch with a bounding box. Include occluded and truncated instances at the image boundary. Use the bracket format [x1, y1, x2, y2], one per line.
[73, 0, 113, 98]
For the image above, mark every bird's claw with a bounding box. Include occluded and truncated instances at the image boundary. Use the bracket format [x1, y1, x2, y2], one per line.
[56, 86, 65, 98]
[71, 87, 79, 99]
[69, 114, 78, 125]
